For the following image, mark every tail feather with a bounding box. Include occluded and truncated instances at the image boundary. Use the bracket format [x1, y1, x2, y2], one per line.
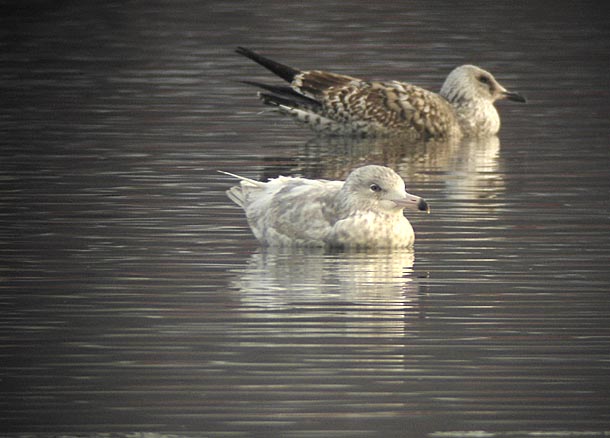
[219, 170, 265, 209]
[256, 97, 350, 134]
[241, 80, 295, 96]
[236, 47, 300, 83]
[225, 186, 245, 208]
[218, 170, 263, 187]
[258, 92, 303, 109]
[241, 80, 320, 108]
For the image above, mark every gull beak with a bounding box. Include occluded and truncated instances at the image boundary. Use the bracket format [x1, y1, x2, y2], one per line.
[501, 89, 527, 103]
[418, 198, 430, 214]
[393, 193, 430, 213]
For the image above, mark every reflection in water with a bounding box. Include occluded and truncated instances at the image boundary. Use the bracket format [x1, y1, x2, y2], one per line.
[258, 135, 506, 227]
[442, 135, 502, 191]
[230, 247, 421, 345]
[3, 1, 610, 435]
[261, 135, 503, 198]
[269, 135, 461, 180]
[232, 247, 418, 307]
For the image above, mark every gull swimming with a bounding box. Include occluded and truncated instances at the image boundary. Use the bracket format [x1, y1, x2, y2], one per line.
[236, 46, 526, 139]
[221, 165, 429, 248]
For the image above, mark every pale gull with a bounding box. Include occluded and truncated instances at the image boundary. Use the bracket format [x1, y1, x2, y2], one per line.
[221, 165, 429, 248]
[236, 47, 526, 139]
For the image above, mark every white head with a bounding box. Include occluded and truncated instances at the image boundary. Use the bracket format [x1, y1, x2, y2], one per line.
[339, 165, 428, 215]
[440, 65, 525, 135]
[440, 65, 526, 105]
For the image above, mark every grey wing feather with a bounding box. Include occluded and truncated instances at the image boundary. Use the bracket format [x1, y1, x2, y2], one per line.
[249, 180, 343, 245]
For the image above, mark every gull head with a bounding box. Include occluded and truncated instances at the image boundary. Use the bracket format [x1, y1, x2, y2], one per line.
[340, 165, 428, 215]
[440, 65, 526, 105]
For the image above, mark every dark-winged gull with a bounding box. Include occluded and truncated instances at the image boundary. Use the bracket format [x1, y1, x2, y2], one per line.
[236, 47, 526, 139]
[221, 165, 429, 248]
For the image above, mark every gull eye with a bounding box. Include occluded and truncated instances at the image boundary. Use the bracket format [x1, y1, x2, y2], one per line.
[370, 183, 382, 192]
[478, 75, 490, 85]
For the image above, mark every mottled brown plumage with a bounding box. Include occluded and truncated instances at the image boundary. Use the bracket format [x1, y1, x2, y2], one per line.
[235, 47, 526, 139]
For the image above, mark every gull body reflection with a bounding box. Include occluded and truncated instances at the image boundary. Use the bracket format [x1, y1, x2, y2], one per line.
[231, 248, 421, 333]
[442, 135, 504, 199]
[261, 135, 506, 218]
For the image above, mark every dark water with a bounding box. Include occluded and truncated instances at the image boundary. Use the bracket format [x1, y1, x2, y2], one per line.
[2, 1, 610, 437]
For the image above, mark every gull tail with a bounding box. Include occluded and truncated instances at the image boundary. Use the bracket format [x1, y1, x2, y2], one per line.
[235, 48, 346, 134]
[218, 170, 265, 208]
[236, 47, 300, 83]
[241, 80, 320, 108]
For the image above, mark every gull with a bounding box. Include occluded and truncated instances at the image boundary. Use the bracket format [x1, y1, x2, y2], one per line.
[236, 46, 526, 139]
[220, 165, 429, 248]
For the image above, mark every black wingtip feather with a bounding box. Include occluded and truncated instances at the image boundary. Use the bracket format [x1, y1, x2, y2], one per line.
[258, 92, 298, 109]
[240, 80, 321, 108]
[235, 47, 300, 83]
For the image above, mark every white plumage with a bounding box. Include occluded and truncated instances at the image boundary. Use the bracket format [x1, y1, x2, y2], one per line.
[221, 165, 429, 248]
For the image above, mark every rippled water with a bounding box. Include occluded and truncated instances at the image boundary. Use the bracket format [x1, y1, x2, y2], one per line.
[2, 1, 610, 437]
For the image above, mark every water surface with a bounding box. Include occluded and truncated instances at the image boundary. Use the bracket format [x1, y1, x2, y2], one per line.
[1, 1, 610, 437]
